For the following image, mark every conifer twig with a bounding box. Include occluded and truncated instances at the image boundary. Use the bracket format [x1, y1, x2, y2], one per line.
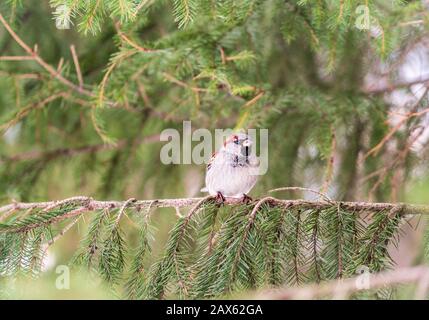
[2, 134, 161, 162]
[0, 12, 93, 97]
[321, 127, 337, 195]
[70, 45, 84, 89]
[115, 22, 157, 53]
[116, 198, 137, 225]
[363, 76, 429, 94]
[41, 216, 81, 253]
[269, 187, 332, 202]
[229, 196, 276, 283]
[0, 56, 35, 61]
[0, 92, 70, 133]
[0, 12, 158, 115]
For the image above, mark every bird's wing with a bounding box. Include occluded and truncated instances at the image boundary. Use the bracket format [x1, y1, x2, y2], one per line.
[201, 152, 217, 193]
[206, 152, 217, 171]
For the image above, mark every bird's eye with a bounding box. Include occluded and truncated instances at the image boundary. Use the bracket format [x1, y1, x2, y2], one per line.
[233, 136, 239, 144]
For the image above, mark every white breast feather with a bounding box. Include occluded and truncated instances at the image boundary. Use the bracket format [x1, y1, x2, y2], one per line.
[203, 150, 258, 197]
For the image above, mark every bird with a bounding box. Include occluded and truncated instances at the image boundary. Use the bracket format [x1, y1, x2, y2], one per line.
[200, 132, 259, 203]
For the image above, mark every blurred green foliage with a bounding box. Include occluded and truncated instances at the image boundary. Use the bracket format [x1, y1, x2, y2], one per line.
[0, 0, 429, 299]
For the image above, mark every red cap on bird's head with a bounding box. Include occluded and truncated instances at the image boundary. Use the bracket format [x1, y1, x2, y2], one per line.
[222, 133, 253, 156]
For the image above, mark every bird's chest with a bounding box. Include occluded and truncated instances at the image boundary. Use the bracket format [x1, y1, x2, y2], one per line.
[207, 157, 254, 195]
[230, 155, 249, 168]
[211, 155, 250, 177]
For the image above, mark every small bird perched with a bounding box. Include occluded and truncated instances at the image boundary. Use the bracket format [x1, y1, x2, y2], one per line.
[201, 132, 259, 202]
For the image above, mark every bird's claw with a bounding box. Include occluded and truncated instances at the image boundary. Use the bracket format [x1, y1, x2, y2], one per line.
[216, 192, 226, 205]
[241, 194, 253, 204]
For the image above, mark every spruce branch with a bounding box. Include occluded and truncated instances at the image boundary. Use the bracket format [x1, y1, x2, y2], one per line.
[0, 92, 71, 133]
[1, 134, 161, 163]
[144, 196, 214, 299]
[173, 0, 196, 29]
[72, 209, 110, 269]
[41, 216, 81, 253]
[0, 206, 88, 234]
[125, 204, 153, 299]
[2, 196, 428, 218]
[0, 11, 160, 119]
[308, 209, 323, 283]
[228, 197, 274, 285]
[0, 12, 92, 97]
[0, 193, 427, 299]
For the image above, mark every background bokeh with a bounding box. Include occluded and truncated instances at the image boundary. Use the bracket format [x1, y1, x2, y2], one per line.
[1, 0, 429, 298]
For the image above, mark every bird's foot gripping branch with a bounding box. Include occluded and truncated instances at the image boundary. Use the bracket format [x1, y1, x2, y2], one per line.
[0, 195, 429, 299]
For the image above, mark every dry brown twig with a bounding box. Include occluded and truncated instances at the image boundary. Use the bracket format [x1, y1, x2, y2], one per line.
[70, 44, 84, 89]
[364, 106, 429, 160]
[115, 22, 158, 53]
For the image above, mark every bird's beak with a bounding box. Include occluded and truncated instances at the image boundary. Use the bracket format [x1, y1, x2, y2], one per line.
[241, 139, 252, 157]
[242, 139, 251, 147]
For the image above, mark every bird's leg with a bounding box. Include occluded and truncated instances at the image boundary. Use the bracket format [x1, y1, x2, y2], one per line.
[241, 194, 252, 204]
[216, 191, 226, 204]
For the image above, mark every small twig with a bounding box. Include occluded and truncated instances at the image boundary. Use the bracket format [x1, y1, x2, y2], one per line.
[116, 198, 137, 225]
[363, 76, 429, 94]
[0, 92, 70, 133]
[249, 196, 276, 220]
[219, 46, 226, 65]
[57, 58, 64, 73]
[70, 45, 84, 89]
[2, 133, 160, 162]
[321, 128, 337, 196]
[175, 207, 183, 218]
[363, 106, 429, 160]
[0, 71, 41, 80]
[42, 196, 92, 212]
[0, 208, 17, 223]
[269, 187, 333, 202]
[115, 22, 157, 53]
[0, 13, 93, 97]
[163, 72, 208, 93]
[0, 56, 35, 61]
[41, 216, 81, 253]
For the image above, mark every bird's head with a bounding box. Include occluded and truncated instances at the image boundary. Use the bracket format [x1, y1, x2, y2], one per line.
[222, 133, 253, 157]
